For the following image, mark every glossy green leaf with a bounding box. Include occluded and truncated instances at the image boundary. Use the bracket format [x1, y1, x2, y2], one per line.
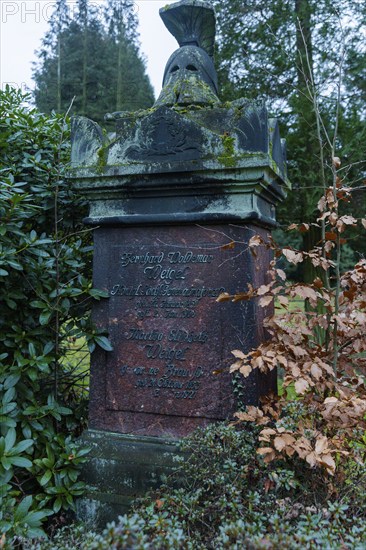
[94, 335, 113, 352]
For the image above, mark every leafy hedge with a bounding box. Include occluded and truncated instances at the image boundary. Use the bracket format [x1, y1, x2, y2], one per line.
[26, 424, 366, 549]
[0, 87, 108, 541]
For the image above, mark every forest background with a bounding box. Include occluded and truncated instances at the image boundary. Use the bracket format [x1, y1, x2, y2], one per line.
[32, 0, 366, 275]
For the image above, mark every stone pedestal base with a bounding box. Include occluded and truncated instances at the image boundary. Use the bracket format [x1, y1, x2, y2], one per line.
[77, 430, 179, 527]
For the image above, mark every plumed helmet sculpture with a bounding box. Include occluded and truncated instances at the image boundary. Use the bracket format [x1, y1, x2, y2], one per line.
[156, 0, 220, 107]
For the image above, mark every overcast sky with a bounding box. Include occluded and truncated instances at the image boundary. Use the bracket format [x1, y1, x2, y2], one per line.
[0, 0, 178, 98]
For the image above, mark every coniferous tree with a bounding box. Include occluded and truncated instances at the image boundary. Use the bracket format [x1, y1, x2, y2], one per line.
[33, 0, 70, 114]
[33, 0, 154, 123]
[104, 0, 154, 112]
[209, 0, 365, 277]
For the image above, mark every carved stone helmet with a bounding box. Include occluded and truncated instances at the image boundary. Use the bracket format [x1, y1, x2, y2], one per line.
[155, 0, 220, 107]
[162, 46, 218, 96]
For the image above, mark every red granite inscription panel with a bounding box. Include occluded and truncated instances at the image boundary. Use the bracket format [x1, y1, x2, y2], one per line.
[105, 230, 235, 419]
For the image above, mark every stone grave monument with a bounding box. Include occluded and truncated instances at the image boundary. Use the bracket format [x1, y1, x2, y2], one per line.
[70, 0, 290, 524]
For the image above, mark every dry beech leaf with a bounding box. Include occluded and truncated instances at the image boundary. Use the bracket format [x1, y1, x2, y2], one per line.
[299, 223, 310, 233]
[257, 447, 275, 456]
[264, 479, 275, 493]
[313, 277, 323, 289]
[216, 292, 231, 302]
[276, 269, 287, 281]
[221, 241, 235, 250]
[294, 285, 318, 302]
[295, 378, 310, 395]
[274, 436, 288, 452]
[282, 248, 304, 265]
[340, 215, 357, 225]
[319, 454, 336, 475]
[229, 361, 242, 373]
[277, 295, 289, 307]
[155, 499, 164, 510]
[325, 231, 337, 241]
[324, 397, 339, 404]
[235, 407, 268, 424]
[249, 235, 263, 247]
[259, 296, 273, 307]
[361, 219, 366, 230]
[232, 349, 246, 359]
[306, 452, 317, 468]
[257, 284, 273, 296]
[277, 355, 288, 368]
[332, 156, 341, 168]
[317, 196, 326, 212]
[259, 428, 277, 439]
[240, 364, 252, 377]
[311, 363, 322, 380]
[315, 435, 329, 455]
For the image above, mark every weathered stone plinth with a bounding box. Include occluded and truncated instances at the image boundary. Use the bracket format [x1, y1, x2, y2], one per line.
[76, 431, 178, 525]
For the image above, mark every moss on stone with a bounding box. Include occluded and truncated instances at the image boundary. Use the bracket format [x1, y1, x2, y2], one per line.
[218, 133, 237, 168]
[96, 145, 108, 173]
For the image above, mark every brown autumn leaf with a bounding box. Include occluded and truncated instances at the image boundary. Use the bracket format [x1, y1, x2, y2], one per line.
[276, 354, 288, 368]
[257, 447, 276, 457]
[264, 478, 275, 493]
[313, 277, 323, 289]
[259, 296, 274, 307]
[317, 196, 326, 212]
[216, 292, 231, 302]
[222, 241, 235, 250]
[329, 212, 338, 225]
[315, 435, 329, 455]
[257, 284, 273, 296]
[311, 363, 322, 380]
[259, 428, 277, 440]
[249, 235, 263, 247]
[294, 285, 318, 302]
[235, 407, 269, 425]
[332, 156, 341, 168]
[295, 378, 310, 395]
[282, 433, 297, 446]
[230, 360, 242, 373]
[318, 454, 336, 476]
[339, 215, 357, 225]
[325, 231, 337, 241]
[282, 248, 304, 265]
[274, 435, 288, 452]
[232, 292, 252, 302]
[277, 295, 289, 307]
[324, 241, 335, 253]
[299, 223, 310, 233]
[361, 219, 366, 230]
[276, 269, 287, 281]
[232, 349, 246, 360]
[240, 364, 253, 377]
[305, 451, 317, 468]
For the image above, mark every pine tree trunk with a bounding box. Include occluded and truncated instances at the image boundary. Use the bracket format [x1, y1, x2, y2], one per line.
[82, 18, 88, 115]
[116, 34, 123, 111]
[57, 36, 61, 113]
[295, 0, 324, 284]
